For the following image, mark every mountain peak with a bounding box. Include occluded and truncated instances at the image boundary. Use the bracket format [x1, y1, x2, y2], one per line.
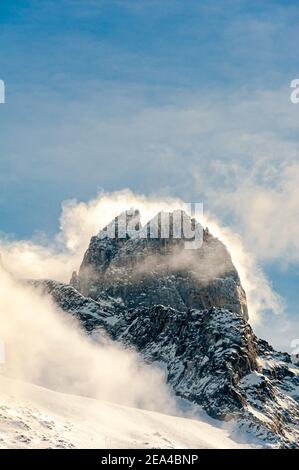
[74, 208, 248, 321]
[28, 208, 299, 448]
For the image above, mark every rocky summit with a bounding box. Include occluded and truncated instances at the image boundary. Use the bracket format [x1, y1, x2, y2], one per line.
[75, 209, 248, 320]
[33, 210, 299, 447]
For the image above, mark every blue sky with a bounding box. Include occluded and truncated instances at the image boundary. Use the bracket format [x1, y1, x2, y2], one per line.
[0, 0, 298, 349]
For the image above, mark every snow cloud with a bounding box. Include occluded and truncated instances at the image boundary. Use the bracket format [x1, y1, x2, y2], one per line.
[0, 264, 174, 412]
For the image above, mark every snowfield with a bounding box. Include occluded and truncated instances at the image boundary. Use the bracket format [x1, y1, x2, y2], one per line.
[0, 375, 253, 449]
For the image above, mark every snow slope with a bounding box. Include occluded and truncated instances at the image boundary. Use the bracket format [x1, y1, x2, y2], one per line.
[0, 375, 252, 449]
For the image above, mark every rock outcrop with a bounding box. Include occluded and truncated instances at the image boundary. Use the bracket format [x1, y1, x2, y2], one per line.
[76, 210, 248, 320]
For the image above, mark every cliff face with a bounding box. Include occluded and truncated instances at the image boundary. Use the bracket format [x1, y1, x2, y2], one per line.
[31, 210, 299, 447]
[76, 210, 248, 321]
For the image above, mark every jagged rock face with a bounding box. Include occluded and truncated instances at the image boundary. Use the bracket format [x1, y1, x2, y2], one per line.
[29, 279, 120, 332]
[76, 210, 248, 321]
[113, 306, 258, 419]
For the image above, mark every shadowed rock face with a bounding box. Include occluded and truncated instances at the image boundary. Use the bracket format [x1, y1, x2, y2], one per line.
[29, 209, 299, 447]
[75, 210, 248, 321]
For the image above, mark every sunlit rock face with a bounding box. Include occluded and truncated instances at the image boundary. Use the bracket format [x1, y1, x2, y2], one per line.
[75, 210, 248, 321]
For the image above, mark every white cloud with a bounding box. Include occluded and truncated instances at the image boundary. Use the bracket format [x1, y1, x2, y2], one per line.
[201, 213, 284, 324]
[206, 163, 299, 265]
[0, 264, 174, 412]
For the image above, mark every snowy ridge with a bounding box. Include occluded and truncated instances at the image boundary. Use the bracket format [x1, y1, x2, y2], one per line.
[0, 375, 253, 449]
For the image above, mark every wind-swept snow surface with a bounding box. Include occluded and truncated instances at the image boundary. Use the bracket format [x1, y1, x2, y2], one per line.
[0, 376, 253, 449]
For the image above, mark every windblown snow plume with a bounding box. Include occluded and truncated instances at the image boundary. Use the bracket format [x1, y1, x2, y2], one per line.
[0, 264, 174, 412]
[201, 214, 284, 324]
